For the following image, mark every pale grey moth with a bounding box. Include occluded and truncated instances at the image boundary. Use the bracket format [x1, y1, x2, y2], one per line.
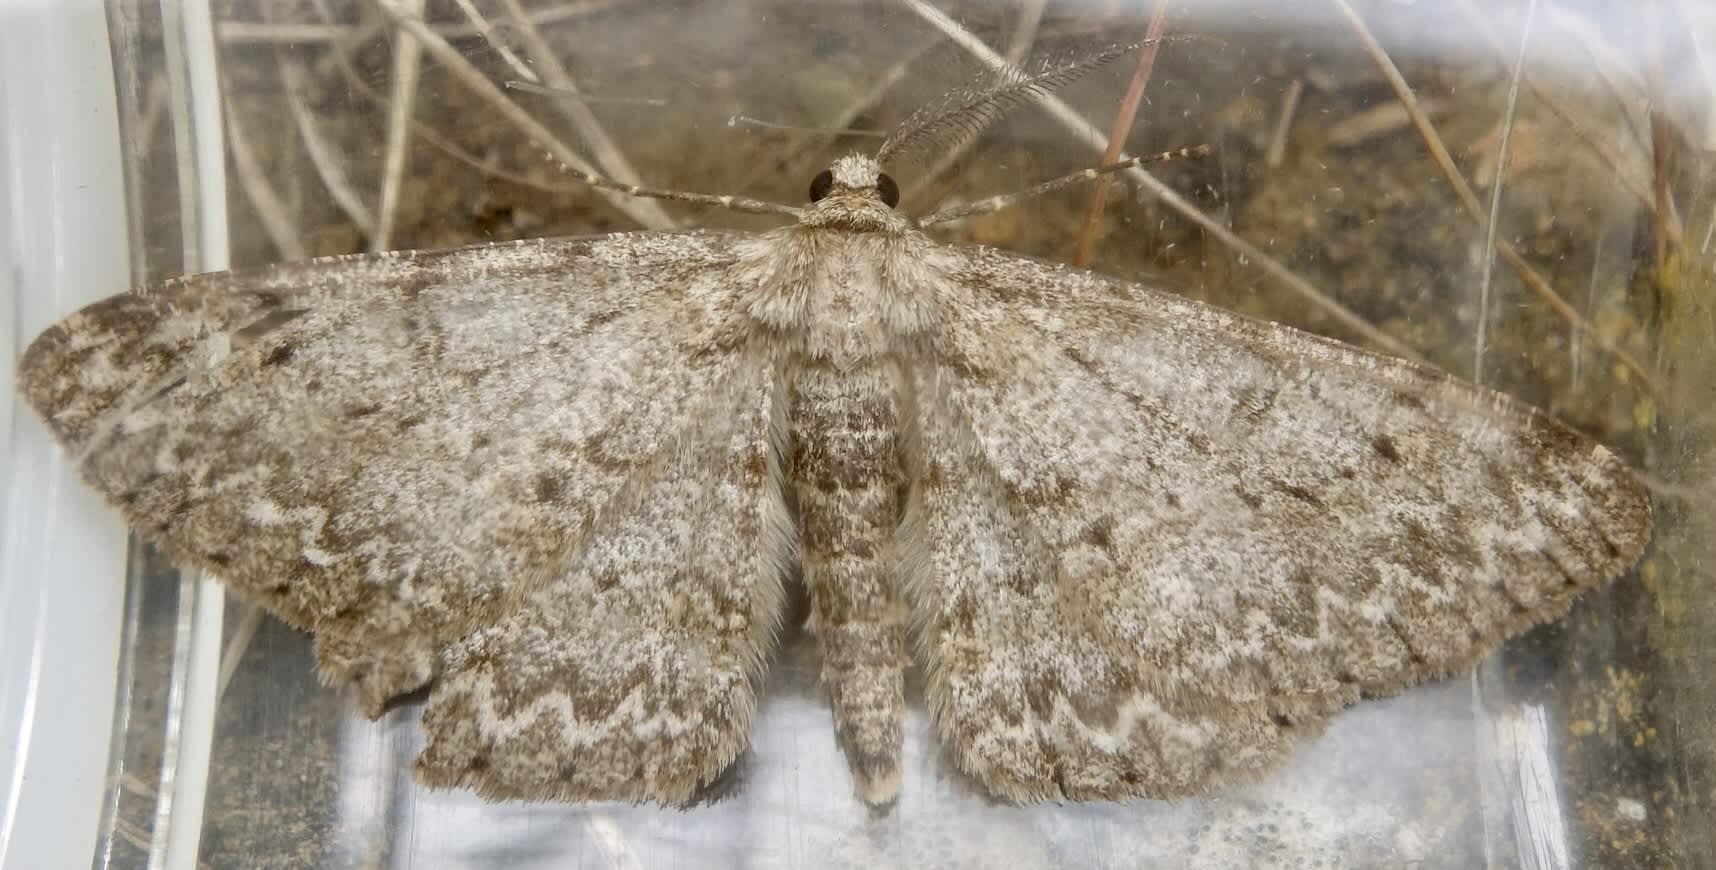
[15, 60, 1651, 807]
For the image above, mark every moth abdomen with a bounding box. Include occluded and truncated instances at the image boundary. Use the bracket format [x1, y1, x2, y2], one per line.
[787, 361, 911, 805]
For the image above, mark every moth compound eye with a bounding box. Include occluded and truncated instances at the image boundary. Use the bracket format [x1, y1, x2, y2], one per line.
[809, 169, 835, 203]
[877, 173, 900, 209]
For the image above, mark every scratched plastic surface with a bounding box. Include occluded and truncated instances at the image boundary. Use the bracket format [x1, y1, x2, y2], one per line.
[44, 0, 1716, 867]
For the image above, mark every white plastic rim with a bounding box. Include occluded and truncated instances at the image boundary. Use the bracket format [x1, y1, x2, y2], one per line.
[0, 2, 131, 869]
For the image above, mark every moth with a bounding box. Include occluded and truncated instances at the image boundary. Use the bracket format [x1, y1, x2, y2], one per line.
[16, 58, 1651, 808]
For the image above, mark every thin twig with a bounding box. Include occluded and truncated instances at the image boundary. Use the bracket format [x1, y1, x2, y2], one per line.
[111, 817, 154, 858]
[223, 93, 306, 259]
[114, 781, 213, 870]
[1265, 79, 1304, 168]
[310, 24, 647, 204]
[736, 38, 939, 199]
[279, 57, 377, 237]
[497, 0, 674, 229]
[1325, 99, 1445, 147]
[506, 81, 664, 105]
[372, 0, 424, 252]
[215, 604, 266, 701]
[226, 0, 635, 45]
[813, 42, 942, 143]
[1072, 2, 1169, 267]
[1003, 0, 1048, 65]
[306, 0, 376, 81]
[729, 115, 886, 137]
[1571, 229, 1612, 390]
[366, 0, 700, 227]
[118, 773, 157, 800]
[451, 0, 538, 85]
[1542, 2, 1652, 150]
[901, 0, 1422, 360]
[1645, 4, 1681, 277]
[1331, 0, 1659, 395]
[1475, 0, 1540, 383]
[1669, 0, 1716, 150]
[226, 19, 377, 45]
[1452, 0, 1661, 228]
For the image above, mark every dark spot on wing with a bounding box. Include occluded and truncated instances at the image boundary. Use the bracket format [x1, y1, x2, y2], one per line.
[1482, 457, 1519, 507]
[1237, 385, 1280, 421]
[839, 536, 877, 559]
[742, 448, 769, 480]
[1599, 530, 1621, 560]
[1518, 417, 1583, 456]
[922, 461, 946, 489]
[1280, 568, 1321, 637]
[146, 374, 189, 404]
[1063, 347, 1102, 377]
[1012, 472, 1080, 508]
[1392, 515, 1460, 594]
[1399, 515, 1434, 549]
[247, 290, 286, 309]
[1371, 434, 1402, 463]
[1386, 617, 1431, 667]
[261, 342, 296, 367]
[533, 472, 562, 503]
[1233, 483, 1263, 510]
[585, 308, 624, 329]
[1391, 390, 1427, 411]
[1270, 479, 1324, 508]
[593, 569, 619, 592]
[1080, 516, 1116, 551]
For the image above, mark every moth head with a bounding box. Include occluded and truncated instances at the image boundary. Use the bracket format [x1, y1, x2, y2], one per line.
[809, 155, 900, 209]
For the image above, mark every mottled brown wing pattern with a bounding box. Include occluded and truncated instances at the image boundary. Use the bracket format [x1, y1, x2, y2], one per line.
[17, 231, 766, 719]
[909, 246, 1651, 801]
[414, 359, 790, 802]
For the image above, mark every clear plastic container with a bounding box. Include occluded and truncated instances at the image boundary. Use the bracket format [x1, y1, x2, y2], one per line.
[4, 0, 1711, 867]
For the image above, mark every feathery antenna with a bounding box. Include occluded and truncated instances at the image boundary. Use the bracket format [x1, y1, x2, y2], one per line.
[876, 43, 1138, 166]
